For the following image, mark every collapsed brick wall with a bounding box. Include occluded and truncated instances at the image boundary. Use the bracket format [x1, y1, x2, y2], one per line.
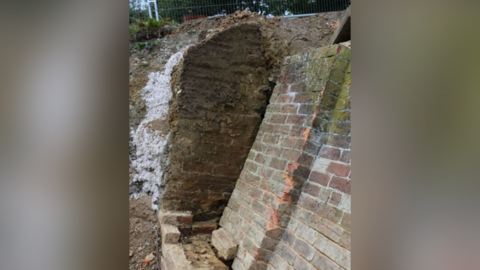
[217, 44, 351, 270]
[161, 22, 271, 220]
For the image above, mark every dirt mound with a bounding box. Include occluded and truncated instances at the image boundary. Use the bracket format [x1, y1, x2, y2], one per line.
[171, 10, 346, 83]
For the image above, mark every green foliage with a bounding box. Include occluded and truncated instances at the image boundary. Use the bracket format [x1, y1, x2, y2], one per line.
[169, 20, 180, 27]
[161, 60, 167, 64]
[141, 62, 149, 67]
[129, 24, 141, 35]
[146, 18, 161, 30]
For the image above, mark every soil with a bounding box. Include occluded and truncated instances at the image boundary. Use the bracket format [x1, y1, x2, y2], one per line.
[161, 21, 271, 219]
[129, 10, 347, 270]
[182, 234, 230, 270]
[129, 196, 160, 270]
[172, 10, 346, 82]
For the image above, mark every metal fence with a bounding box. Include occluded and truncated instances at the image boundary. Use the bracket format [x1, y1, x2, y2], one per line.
[130, 0, 350, 24]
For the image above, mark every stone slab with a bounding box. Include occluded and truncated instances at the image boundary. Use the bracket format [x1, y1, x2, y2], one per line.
[161, 224, 181, 244]
[212, 228, 238, 261]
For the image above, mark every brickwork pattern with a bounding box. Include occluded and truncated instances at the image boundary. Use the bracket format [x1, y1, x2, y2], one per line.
[160, 22, 271, 220]
[217, 44, 351, 270]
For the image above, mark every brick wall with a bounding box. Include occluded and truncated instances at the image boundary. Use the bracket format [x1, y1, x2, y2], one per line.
[160, 22, 271, 220]
[217, 44, 351, 270]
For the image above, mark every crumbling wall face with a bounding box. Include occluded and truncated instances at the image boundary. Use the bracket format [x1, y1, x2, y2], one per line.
[216, 45, 351, 270]
[160, 22, 271, 220]
[129, 50, 185, 209]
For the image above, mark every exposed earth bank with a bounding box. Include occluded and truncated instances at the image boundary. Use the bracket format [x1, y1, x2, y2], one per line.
[129, 10, 345, 270]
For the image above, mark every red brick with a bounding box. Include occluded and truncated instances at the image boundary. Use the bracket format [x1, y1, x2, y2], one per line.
[316, 204, 342, 223]
[281, 230, 296, 246]
[263, 134, 279, 144]
[274, 125, 291, 135]
[244, 161, 259, 173]
[298, 104, 317, 115]
[310, 172, 331, 186]
[329, 176, 351, 194]
[269, 158, 287, 171]
[286, 115, 306, 125]
[299, 195, 319, 213]
[309, 217, 343, 242]
[276, 242, 296, 265]
[270, 114, 287, 124]
[293, 139, 306, 150]
[268, 104, 282, 113]
[341, 212, 351, 231]
[326, 134, 350, 148]
[311, 252, 339, 270]
[281, 104, 298, 114]
[327, 162, 350, 177]
[283, 73, 297, 84]
[269, 93, 278, 103]
[259, 123, 275, 133]
[275, 84, 289, 93]
[294, 256, 315, 270]
[294, 93, 318, 103]
[255, 153, 267, 164]
[294, 166, 311, 179]
[319, 146, 341, 161]
[339, 230, 351, 249]
[192, 221, 218, 234]
[282, 149, 302, 161]
[252, 199, 268, 215]
[257, 248, 275, 263]
[265, 145, 282, 156]
[292, 238, 316, 261]
[340, 150, 351, 163]
[298, 153, 314, 167]
[329, 192, 342, 206]
[251, 141, 262, 151]
[289, 126, 307, 137]
[277, 94, 293, 103]
[303, 182, 321, 197]
[280, 137, 297, 148]
[266, 225, 284, 240]
[304, 141, 320, 156]
[288, 83, 307, 92]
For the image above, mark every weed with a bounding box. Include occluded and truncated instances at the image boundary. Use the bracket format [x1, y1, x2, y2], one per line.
[152, 52, 157, 56]
[187, 29, 196, 33]
[129, 24, 141, 35]
[168, 20, 180, 27]
[161, 60, 167, 64]
[141, 62, 149, 67]
[136, 42, 146, 48]
[146, 18, 160, 29]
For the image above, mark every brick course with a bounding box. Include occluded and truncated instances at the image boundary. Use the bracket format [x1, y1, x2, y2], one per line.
[215, 45, 351, 270]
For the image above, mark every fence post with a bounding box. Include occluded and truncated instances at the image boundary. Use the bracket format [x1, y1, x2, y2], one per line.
[153, 0, 159, 21]
[147, 0, 152, 19]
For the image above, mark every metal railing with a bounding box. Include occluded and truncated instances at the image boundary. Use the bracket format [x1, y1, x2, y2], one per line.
[130, 0, 350, 24]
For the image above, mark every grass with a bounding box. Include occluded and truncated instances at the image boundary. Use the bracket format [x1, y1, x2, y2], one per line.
[129, 18, 178, 37]
[129, 24, 141, 35]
